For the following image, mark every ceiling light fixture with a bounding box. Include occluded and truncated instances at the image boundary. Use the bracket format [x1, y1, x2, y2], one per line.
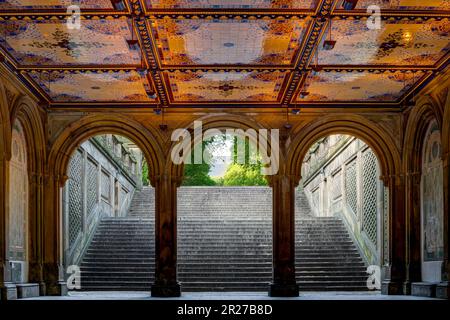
[154, 107, 162, 115]
[126, 16, 140, 51]
[312, 45, 323, 75]
[342, 0, 359, 10]
[323, 17, 336, 51]
[284, 105, 292, 130]
[291, 108, 301, 115]
[110, 0, 126, 10]
[159, 107, 168, 131]
[299, 91, 310, 99]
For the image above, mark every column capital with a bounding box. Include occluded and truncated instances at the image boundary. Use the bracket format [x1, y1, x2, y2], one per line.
[151, 173, 183, 187]
[380, 173, 405, 186]
[30, 172, 46, 186]
[270, 173, 301, 185]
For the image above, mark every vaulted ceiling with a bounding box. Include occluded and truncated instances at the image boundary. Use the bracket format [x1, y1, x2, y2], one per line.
[0, 0, 449, 109]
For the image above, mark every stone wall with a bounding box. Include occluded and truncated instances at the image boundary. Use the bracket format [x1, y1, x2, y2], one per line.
[62, 136, 142, 266]
[301, 135, 387, 266]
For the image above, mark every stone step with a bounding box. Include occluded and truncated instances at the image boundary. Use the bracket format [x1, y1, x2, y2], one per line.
[179, 277, 272, 282]
[80, 275, 154, 281]
[78, 286, 152, 291]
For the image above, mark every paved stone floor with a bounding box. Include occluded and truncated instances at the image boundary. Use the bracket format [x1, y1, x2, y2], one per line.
[24, 291, 440, 300]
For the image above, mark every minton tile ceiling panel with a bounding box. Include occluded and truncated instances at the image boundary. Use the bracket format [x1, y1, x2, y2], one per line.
[151, 18, 310, 66]
[165, 70, 289, 102]
[28, 71, 156, 103]
[0, 19, 140, 66]
[146, 0, 319, 9]
[297, 70, 426, 102]
[337, 0, 450, 11]
[0, 0, 114, 10]
[318, 19, 450, 66]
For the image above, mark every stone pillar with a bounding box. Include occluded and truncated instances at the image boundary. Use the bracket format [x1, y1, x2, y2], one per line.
[42, 174, 67, 296]
[151, 173, 181, 297]
[437, 152, 450, 299]
[269, 173, 299, 297]
[403, 171, 422, 295]
[381, 174, 407, 295]
[28, 172, 46, 295]
[0, 156, 17, 300]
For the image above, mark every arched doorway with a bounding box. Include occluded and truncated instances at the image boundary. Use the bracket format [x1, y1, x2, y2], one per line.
[62, 134, 155, 291]
[8, 120, 29, 284]
[296, 134, 386, 291]
[420, 119, 444, 283]
[176, 130, 273, 292]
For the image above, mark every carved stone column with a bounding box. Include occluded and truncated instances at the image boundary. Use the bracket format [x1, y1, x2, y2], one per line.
[381, 174, 407, 295]
[151, 173, 181, 297]
[0, 156, 17, 300]
[28, 172, 46, 295]
[42, 174, 67, 296]
[269, 173, 299, 297]
[437, 152, 450, 299]
[403, 171, 422, 294]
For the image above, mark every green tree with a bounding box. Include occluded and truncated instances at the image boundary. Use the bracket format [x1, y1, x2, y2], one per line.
[182, 138, 216, 186]
[222, 163, 267, 186]
[142, 160, 150, 186]
[222, 136, 268, 186]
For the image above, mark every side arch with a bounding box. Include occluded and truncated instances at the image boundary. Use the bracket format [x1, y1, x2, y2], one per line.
[48, 114, 165, 183]
[287, 115, 401, 181]
[42, 114, 164, 294]
[10, 95, 47, 289]
[402, 97, 443, 288]
[286, 114, 406, 294]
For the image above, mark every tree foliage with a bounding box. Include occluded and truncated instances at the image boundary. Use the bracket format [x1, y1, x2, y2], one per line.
[182, 138, 217, 186]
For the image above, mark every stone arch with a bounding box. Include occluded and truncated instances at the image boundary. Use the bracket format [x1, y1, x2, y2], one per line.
[10, 95, 47, 289]
[166, 114, 275, 183]
[49, 114, 164, 184]
[420, 119, 444, 283]
[286, 114, 404, 292]
[403, 96, 444, 286]
[287, 115, 401, 181]
[43, 114, 164, 294]
[0, 83, 12, 160]
[442, 91, 450, 284]
[8, 119, 29, 283]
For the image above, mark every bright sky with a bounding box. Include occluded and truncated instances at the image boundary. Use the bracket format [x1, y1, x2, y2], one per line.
[208, 135, 233, 178]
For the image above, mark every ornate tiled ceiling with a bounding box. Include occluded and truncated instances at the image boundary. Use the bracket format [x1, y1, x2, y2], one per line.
[0, 0, 116, 10]
[0, 0, 448, 108]
[144, 1, 319, 10]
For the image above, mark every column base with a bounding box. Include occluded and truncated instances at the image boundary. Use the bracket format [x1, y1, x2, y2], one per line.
[17, 283, 40, 299]
[411, 282, 437, 297]
[381, 281, 404, 295]
[0, 283, 17, 300]
[45, 281, 67, 296]
[403, 281, 412, 295]
[436, 282, 450, 299]
[151, 282, 181, 297]
[269, 283, 299, 297]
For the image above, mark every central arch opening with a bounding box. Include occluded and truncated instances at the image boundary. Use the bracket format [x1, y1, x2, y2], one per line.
[177, 132, 273, 292]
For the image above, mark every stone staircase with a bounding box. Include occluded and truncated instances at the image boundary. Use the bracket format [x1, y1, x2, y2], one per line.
[295, 217, 368, 291]
[78, 186, 368, 292]
[178, 187, 272, 292]
[128, 187, 155, 217]
[79, 187, 154, 291]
